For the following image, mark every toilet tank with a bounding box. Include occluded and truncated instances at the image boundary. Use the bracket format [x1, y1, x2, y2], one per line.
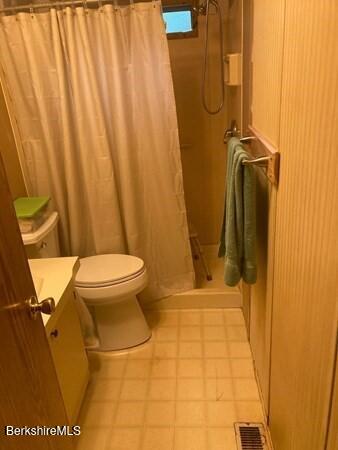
[22, 212, 61, 259]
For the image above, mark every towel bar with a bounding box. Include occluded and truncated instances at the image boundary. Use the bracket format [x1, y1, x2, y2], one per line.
[239, 136, 256, 143]
[242, 155, 272, 166]
[239, 127, 280, 185]
[239, 136, 273, 166]
[223, 123, 280, 184]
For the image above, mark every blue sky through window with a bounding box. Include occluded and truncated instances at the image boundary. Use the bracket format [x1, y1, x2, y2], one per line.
[163, 10, 193, 33]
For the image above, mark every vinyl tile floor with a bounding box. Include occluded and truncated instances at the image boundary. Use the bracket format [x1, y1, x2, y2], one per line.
[76, 308, 265, 450]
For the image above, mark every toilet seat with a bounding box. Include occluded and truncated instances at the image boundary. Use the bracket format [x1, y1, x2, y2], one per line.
[75, 254, 145, 288]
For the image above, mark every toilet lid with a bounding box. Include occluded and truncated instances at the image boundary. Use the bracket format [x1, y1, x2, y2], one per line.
[75, 254, 145, 287]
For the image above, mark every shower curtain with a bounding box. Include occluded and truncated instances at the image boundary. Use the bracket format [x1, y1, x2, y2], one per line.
[0, 1, 195, 301]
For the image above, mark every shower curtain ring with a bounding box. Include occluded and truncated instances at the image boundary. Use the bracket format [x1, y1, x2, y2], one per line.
[98, 0, 103, 11]
[29, 5, 34, 17]
[83, 0, 88, 14]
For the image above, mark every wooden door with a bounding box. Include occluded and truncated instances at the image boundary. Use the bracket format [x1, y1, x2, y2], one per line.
[0, 155, 74, 450]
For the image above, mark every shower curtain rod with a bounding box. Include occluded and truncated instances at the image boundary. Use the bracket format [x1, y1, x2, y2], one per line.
[0, 0, 154, 14]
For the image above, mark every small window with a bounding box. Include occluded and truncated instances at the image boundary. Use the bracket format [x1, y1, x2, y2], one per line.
[163, 2, 198, 39]
[163, 9, 193, 33]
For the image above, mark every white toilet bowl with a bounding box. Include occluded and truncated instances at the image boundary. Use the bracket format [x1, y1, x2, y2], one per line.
[75, 254, 151, 351]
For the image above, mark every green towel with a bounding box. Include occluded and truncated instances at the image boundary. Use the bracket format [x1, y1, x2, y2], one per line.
[218, 137, 241, 257]
[218, 138, 257, 286]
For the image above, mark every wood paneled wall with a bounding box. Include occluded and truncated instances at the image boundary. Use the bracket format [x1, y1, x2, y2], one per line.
[245, 0, 284, 415]
[248, 1, 338, 448]
[251, 0, 285, 146]
[270, 1, 338, 448]
[246, 0, 286, 416]
[248, 169, 276, 415]
[245, 4, 285, 401]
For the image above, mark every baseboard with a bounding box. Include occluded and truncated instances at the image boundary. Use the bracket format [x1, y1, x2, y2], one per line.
[144, 289, 242, 310]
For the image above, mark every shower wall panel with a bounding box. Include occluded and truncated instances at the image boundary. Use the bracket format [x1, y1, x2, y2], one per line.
[168, 3, 228, 244]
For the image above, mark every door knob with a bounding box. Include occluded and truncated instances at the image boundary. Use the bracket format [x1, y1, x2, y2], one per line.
[27, 296, 55, 320]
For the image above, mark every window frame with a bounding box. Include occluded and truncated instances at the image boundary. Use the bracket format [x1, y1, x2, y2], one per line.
[162, 0, 199, 39]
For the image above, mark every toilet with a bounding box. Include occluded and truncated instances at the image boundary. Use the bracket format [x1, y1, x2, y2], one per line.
[22, 211, 151, 351]
[74, 254, 151, 351]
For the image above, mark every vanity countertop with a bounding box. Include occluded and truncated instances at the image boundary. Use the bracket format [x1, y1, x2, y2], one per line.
[28, 257, 79, 327]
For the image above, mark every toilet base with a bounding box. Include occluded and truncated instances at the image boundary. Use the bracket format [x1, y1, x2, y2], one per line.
[91, 295, 151, 351]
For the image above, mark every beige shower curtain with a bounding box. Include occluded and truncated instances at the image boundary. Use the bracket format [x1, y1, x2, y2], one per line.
[0, 1, 194, 301]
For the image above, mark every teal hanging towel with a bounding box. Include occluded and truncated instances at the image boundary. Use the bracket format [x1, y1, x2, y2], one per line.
[218, 138, 257, 286]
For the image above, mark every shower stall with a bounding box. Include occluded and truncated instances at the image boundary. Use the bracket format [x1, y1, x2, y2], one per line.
[165, 0, 242, 307]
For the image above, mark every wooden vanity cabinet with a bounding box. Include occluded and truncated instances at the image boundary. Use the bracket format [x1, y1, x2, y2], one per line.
[46, 283, 89, 424]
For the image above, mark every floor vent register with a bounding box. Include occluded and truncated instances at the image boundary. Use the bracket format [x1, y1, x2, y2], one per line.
[235, 422, 269, 450]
